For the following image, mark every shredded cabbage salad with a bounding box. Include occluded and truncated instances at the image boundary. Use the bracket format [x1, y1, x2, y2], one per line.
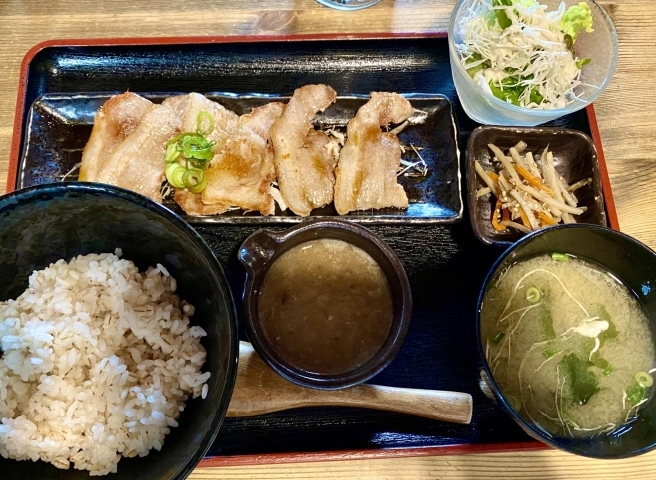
[457, 0, 594, 109]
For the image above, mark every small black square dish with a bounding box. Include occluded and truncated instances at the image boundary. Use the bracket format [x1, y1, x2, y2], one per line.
[467, 126, 607, 246]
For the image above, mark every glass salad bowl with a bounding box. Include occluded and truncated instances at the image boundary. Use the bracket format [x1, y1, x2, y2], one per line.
[315, 0, 381, 10]
[448, 0, 618, 126]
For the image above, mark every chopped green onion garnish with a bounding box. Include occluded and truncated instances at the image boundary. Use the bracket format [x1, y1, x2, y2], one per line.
[166, 163, 186, 189]
[183, 168, 207, 194]
[525, 287, 540, 303]
[196, 111, 215, 136]
[543, 348, 556, 359]
[181, 134, 214, 160]
[187, 157, 210, 170]
[165, 142, 181, 163]
[635, 371, 653, 388]
[593, 357, 614, 376]
[164, 116, 216, 193]
[492, 331, 505, 345]
[626, 383, 647, 406]
[166, 133, 186, 147]
[552, 253, 569, 262]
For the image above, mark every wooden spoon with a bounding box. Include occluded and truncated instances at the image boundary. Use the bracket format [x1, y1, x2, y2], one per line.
[227, 341, 473, 425]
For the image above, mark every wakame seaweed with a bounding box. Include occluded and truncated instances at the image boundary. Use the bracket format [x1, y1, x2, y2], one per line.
[595, 304, 619, 345]
[559, 353, 600, 405]
[539, 307, 556, 340]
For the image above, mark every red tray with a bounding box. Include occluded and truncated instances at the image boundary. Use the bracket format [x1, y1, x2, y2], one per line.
[8, 33, 619, 467]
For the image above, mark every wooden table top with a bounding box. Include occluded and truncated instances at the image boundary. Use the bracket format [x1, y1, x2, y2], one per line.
[1, 0, 655, 478]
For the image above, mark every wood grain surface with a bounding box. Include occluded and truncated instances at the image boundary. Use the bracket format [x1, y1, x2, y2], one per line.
[1, 0, 655, 478]
[228, 342, 473, 423]
[188, 449, 656, 479]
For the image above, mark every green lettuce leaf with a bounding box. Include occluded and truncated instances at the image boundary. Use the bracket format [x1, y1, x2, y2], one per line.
[561, 2, 594, 42]
[513, 0, 538, 6]
[492, 0, 513, 29]
[489, 78, 523, 106]
[576, 58, 591, 69]
[465, 53, 491, 79]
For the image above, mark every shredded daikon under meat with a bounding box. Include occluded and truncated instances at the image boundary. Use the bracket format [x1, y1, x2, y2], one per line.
[397, 145, 429, 177]
[324, 127, 345, 146]
[160, 182, 174, 200]
[456, 0, 590, 109]
[322, 124, 428, 177]
[270, 184, 288, 211]
[59, 162, 81, 182]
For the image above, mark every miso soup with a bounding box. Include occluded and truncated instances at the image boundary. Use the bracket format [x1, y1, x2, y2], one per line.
[481, 253, 655, 438]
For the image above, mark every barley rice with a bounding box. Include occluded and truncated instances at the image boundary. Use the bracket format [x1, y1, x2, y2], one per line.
[0, 251, 210, 476]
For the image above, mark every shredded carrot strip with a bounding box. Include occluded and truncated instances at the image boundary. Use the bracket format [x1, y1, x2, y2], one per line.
[487, 172, 499, 182]
[491, 200, 506, 231]
[502, 208, 510, 223]
[515, 165, 554, 195]
[519, 209, 532, 229]
[538, 211, 558, 226]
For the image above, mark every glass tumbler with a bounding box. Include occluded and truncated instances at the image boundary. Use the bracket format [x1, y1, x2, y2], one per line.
[315, 0, 381, 10]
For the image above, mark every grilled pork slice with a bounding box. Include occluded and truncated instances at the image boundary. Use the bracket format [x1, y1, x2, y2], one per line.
[175, 92, 240, 148]
[170, 93, 239, 215]
[174, 188, 228, 216]
[334, 92, 413, 215]
[79, 93, 152, 182]
[270, 84, 337, 217]
[200, 102, 284, 216]
[94, 97, 187, 203]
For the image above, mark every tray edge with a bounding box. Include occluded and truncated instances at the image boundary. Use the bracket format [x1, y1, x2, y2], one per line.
[585, 104, 619, 230]
[198, 440, 549, 467]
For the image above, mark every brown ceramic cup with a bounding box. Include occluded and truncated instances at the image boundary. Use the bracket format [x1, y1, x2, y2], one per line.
[238, 219, 412, 390]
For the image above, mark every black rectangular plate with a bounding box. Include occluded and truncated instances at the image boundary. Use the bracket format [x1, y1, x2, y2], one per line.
[19, 93, 463, 224]
[15, 36, 597, 459]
